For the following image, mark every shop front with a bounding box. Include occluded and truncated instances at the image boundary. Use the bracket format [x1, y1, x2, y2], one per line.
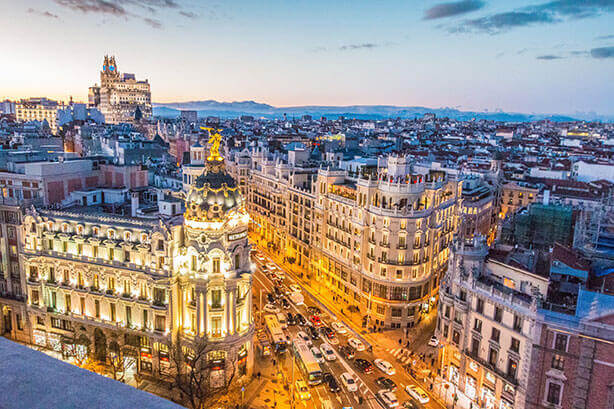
[480, 371, 497, 409]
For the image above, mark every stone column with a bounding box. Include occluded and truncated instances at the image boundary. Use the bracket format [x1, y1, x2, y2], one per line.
[196, 289, 201, 335]
[202, 290, 208, 337]
[225, 287, 231, 336]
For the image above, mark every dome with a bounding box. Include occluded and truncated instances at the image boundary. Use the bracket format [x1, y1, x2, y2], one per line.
[184, 128, 244, 223]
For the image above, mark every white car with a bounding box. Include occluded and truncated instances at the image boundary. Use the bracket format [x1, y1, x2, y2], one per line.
[376, 389, 399, 408]
[320, 342, 337, 361]
[348, 337, 366, 351]
[296, 331, 312, 346]
[263, 303, 280, 313]
[340, 372, 358, 392]
[311, 346, 324, 364]
[374, 359, 396, 376]
[428, 336, 439, 347]
[405, 385, 430, 404]
[331, 321, 348, 334]
[289, 284, 302, 293]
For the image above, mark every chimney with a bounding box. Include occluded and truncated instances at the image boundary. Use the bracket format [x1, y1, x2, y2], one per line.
[131, 192, 139, 217]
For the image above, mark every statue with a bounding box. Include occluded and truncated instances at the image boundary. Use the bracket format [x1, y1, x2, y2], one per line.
[201, 127, 223, 162]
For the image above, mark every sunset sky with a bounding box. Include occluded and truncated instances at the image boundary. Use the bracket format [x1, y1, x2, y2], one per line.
[1, 0, 613, 115]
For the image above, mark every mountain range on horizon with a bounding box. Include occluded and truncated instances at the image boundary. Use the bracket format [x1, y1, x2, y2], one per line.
[153, 100, 614, 123]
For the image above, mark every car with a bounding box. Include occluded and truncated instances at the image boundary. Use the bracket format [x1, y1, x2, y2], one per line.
[274, 271, 285, 280]
[402, 400, 420, 409]
[320, 342, 337, 361]
[310, 315, 323, 327]
[405, 385, 430, 404]
[296, 331, 312, 346]
[266, 293, 275, 304]
[428, 336, 439, 347]
[308, 326, 320, 340]
[281, 298, 290, 309]
[322, 328, 339, 345]
[339, 345, 355, 360]
[295, 313, 307, 326]
[376, 389, 400, 408]
[340, 372, 358, 392]
[311, 346, 325, 363]
[295, 380, 311, 401]
[348, 337, 366, 351]
[260, 265, 269, 274]
[323, 372, 340, 393]
[374, 359, 396, 375]
[307, 306, 322, 315]
[286, 312, 295, 325]
[264, 303, 280, 313]
[289, 284, 301, 293]
[354, 358, 374, 374]
[331, 321, 348, 334]
[376, 377, 397, 391]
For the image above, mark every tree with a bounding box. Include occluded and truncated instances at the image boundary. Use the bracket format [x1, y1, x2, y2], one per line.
[160, 337, 236, 409]
[61, 326, 91, 368]
[106, 331, 138, 383]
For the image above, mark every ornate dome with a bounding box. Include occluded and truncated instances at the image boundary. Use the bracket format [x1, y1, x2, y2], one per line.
[184, 129, 244, 223]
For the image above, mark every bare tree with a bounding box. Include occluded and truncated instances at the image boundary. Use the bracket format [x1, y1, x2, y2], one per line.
[61, 326, 91, 368]
[159, 337, 237, 409]
[106, 331, 138, 383]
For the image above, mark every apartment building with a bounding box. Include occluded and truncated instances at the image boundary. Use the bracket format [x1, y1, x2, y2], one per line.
[437, 237, 549, 409]
[500, 182, 539, 218]
[15, 98, 64, 135]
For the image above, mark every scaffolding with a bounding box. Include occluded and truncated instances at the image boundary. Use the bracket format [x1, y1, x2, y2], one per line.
[573, 192, 614, 261]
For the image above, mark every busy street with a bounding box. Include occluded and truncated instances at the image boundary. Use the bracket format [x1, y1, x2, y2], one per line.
[250, 248, 447, 409]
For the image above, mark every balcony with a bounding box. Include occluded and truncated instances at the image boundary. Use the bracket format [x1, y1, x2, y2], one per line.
[464, 348, 518, 386]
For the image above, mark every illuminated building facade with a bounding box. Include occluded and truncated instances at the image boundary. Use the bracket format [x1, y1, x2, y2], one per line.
[22, 134, 253, 383]
[88, 56, 152, 124]
[228, 151, 461, 328]
[15, 98, 64, 135]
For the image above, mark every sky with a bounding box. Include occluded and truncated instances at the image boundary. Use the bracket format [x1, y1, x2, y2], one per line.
[1, 0, 613, 115]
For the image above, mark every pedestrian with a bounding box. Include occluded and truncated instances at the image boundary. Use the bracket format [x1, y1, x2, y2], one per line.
[257, 371, 261, 380]
[398, 338, 402, 345]
[272, 359, 276, 366]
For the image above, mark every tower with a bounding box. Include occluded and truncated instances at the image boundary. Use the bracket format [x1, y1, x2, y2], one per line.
[174, 128, 254, 383]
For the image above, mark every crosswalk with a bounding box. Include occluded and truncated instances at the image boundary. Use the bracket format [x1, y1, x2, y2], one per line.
[388, 348, 415, 365]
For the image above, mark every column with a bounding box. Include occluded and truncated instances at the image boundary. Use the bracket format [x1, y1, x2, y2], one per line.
[225, 288, 231, 336]
[196, 289, 201, 335]
[199, 291, 205, 337]
[202, 290, 208, 337]
[230, 288, 236, 335]
[247, 282, 253, 325]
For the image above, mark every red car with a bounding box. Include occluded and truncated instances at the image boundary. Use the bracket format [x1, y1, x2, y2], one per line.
[310, 315, 323, 327]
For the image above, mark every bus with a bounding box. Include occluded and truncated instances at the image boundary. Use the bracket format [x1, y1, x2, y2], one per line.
[264, 314, 288, 353]
[293, 338, 323, 385]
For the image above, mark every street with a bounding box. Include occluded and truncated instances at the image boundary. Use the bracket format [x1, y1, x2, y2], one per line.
[250, 248, 447, 409]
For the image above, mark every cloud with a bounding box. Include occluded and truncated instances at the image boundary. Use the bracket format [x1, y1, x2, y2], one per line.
[53, 0, 127, 16]
[449, 0, 614, 34]
[536, 54, 564, 60]
[179, 10, 197, 18]
[590, 46, 614, 58]
[27, 8, 60, 19]
[143, 17, 162, 28]
[424, 0, 485, 20]
[595, 34, 614, 40]
[339, 43, 379, 50]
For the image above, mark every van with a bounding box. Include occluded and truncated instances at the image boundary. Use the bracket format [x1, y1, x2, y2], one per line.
[277, 313, 288, 329]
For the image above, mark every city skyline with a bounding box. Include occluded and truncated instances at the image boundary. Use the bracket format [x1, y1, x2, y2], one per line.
[1, 0, 614, 116]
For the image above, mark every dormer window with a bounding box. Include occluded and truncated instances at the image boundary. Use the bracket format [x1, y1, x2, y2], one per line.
[92, 227, 99, 236]
[124, 231, 131, 241]
[108, 230, 115, 240]
[47, 222, 53, 231]
[61, 223, 69, 233]
[141, 233, 148, 243]
[76, 225, 83, 234]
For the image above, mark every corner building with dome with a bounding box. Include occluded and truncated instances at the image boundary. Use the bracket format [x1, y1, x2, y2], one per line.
[21, 135, 254, 385]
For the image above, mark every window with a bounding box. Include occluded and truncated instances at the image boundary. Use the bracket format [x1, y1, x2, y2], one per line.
[510, 338, 520, 353]
[452, 330, 460, 345]
[471, 337, 480, 355]
[65, 294, 71, 312]
[507, 359, 518, 379]
[110, 303, 116, 321]
[443, 323, 449, 338]
[93, 274, 99, 289]
[513, 314, 523, 332]
[234, 254, 240, 268]
[551, 354, 564, 370]
[488, 348, 498, 366]
[211, 289, 222, 309]
[213, 257, 220, 273]
[474, 318, 482, 333]
[80, 297, 85, 315]
[108, 276, 115, 292]
[491, 327, 500, 343]
[155, 315, 165, 332]
[108, 247, 114, 261]
[154, 288, 166, 305]
[476, 298, 484, 314]
[126, 306, 132, 326]
[494, 306, 503, 323]
[444, 305, 450, 318]
[546, 382, 562, 405]
[553, 333, 568, 352]
[143, 310, 148, 328]
[48, 267, 55, 283]
[124, 250, 131, 262]
[211, 317, 222, 337]
[95, 300, 100, 318]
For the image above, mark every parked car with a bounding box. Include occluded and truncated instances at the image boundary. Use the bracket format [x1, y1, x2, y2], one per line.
[295, 380, 311, 401]
[323, 372, 340, 393]
[348, 337, 366, 351]
[376, 377, 397, 391]
[281, 298, 290, 309]
[289, 284, 301, 293]
[295, 313, 306, 326]
[307, 306, 322, 315]
[428, 336, 439, 347]
[310, 315, 323, 327]
[354, 358, 374, 374]
[340, 372, 358, 392]
[308, 326, 320, 340]
[374, 359, 396, 375]
[402, 400, 420, 409]
[405, 385, 430, 404]
[286, 312, 295, 326]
